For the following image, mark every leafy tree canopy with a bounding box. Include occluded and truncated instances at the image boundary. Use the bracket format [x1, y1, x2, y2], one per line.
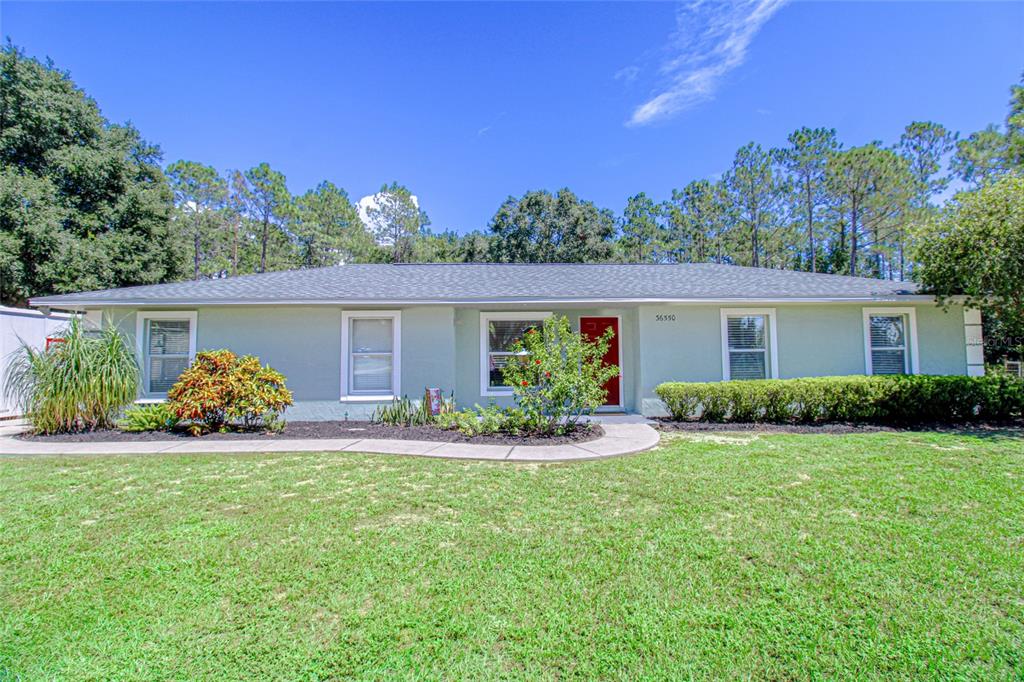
[912, 175, 1024, 359]
[0, 43, 182, 305]
[487, 188, 616, 263]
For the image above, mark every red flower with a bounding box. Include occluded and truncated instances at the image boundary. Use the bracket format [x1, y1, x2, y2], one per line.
[534, 359, 541, 365]
[526, 328, 536, 334]
[521, 380, 529, 387]
[544, 371, 551, 378]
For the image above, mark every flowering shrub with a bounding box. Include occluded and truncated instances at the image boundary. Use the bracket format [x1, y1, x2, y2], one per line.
[500, 315, 620, 434]
[167, 349, 293, 435]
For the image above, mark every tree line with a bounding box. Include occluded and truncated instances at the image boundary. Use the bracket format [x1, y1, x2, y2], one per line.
[1, 42, 1021, 309]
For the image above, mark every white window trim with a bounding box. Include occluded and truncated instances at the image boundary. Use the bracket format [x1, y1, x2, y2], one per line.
[135, 311, 198, 397]
[720, 308, 779, 381]
[480, 311, 552, 397]
[341, 310, 401, 401]
[863, 307, 920, 375]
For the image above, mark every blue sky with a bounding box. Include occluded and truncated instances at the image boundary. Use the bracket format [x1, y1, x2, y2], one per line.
[4, 1, 1022, 232]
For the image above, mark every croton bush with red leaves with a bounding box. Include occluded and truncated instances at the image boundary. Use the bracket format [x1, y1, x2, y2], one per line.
[167, 349, 293, 435]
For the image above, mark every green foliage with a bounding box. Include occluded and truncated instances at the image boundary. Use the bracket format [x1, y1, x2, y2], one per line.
[619, 191, 664, 263]
[166, 160, 229, 280]
[292, 181, 376, 267]
[825, 143, 915, 277]
[0, 44, 182, 306]
[118, 402, 180, 432]
[663, 179, 729, 264]
[487, 189, 617, 264]
[166, 349, 293, 435]
[912, 175, 1024, 360]
[231, 163, 292, 273]
[2, 317, 139, 434]
[435, 403, 533, 436]
[656, 375, 1024, 425]
[500, 315, 620, 434]
[723, 142, 782, 268]
[371, 393, 455, 427]
[774, 127, 841, 273]
[365, 182, 430, 264]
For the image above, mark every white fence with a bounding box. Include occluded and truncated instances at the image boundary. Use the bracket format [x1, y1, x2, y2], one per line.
[0, 306, 73, 418]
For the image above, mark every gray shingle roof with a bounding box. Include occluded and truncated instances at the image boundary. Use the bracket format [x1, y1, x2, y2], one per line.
[30, 263, 924, 307]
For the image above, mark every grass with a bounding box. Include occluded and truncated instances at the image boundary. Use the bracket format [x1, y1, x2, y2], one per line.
[1, 430, 1022, 680]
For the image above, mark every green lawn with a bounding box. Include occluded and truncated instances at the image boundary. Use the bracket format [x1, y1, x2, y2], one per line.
[1, 431, 1022, 680]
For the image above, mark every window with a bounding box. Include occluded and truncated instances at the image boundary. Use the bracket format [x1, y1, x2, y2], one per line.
[342, 311, 401, 399]
[863, 308, 919, 375]
[720, 309, 779, 381]
[480, 312, 551, 395]
[136, 312, 197, 396]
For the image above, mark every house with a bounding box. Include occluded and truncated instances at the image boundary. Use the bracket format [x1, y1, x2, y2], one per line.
[29, 263, 984, 418]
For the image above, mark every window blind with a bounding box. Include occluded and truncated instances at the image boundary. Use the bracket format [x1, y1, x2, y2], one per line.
[726, 315, 767, 380]
[145, 319, 191, 393]
[487, 319, 541, 389]
[350, 318, 393, 393]
[869, 315, 907, 375]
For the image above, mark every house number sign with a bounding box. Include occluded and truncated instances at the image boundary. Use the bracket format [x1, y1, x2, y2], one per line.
[655, 314, 676, 322]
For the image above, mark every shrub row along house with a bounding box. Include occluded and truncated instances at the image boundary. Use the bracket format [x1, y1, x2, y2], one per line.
[30, 263, 983, 418]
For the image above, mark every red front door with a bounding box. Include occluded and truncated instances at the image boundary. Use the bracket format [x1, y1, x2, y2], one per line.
[580, 317, 621, 407]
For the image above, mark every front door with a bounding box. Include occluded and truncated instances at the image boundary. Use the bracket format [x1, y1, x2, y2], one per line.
[580, 317, 621, 408]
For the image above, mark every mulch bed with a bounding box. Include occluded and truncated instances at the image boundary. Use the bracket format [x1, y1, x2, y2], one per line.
[655, 419, 1024, 435]
[18, 420, 604, 447]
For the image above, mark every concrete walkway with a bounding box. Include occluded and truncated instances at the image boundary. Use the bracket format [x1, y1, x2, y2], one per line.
[0, 422, 661, 462]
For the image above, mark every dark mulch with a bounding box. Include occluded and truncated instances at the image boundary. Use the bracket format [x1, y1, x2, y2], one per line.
[18, 420, 604, 447]
[655, 418, 1024, 436]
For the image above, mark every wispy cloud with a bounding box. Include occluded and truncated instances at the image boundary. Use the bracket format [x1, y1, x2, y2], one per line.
[614, 65, 641, 84]
[627, 0, 788, 127]
[476, 111, 506, 138]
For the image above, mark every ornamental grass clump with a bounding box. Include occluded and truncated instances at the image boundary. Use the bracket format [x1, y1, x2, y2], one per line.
[167, 349, 293, 435]
[2, 317, 139, 434]
[500, 315, 620, 434]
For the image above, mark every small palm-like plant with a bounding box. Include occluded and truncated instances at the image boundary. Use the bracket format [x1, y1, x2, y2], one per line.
[3, 317, 140, 434]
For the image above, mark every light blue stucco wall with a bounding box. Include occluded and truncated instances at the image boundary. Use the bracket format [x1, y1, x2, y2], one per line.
[101, 300, 968, 419]
[104, 305, 458, 419]
[635, 302, 967, 414]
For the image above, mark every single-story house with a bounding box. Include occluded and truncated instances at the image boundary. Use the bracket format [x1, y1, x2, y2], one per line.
[30, 263, 984, 419]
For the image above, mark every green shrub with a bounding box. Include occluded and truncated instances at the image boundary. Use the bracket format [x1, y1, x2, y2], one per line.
[371, 393, 455, 427]
[500, 315, 620, 434]
[655, 375, 1024, 425]
[167, 350, 293, 435]
[118, 403, 180, 432]
[435, 403, 532, 437]
[3, 317, 139, 434]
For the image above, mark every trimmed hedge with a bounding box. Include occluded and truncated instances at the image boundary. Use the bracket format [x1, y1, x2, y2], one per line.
[655, 375, 1024, 425]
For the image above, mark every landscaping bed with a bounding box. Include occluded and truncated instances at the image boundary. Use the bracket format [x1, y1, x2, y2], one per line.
[18, 420, 604, 446]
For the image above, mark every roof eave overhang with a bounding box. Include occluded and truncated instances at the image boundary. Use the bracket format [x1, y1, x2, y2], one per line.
[30, 294, 944, 311]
